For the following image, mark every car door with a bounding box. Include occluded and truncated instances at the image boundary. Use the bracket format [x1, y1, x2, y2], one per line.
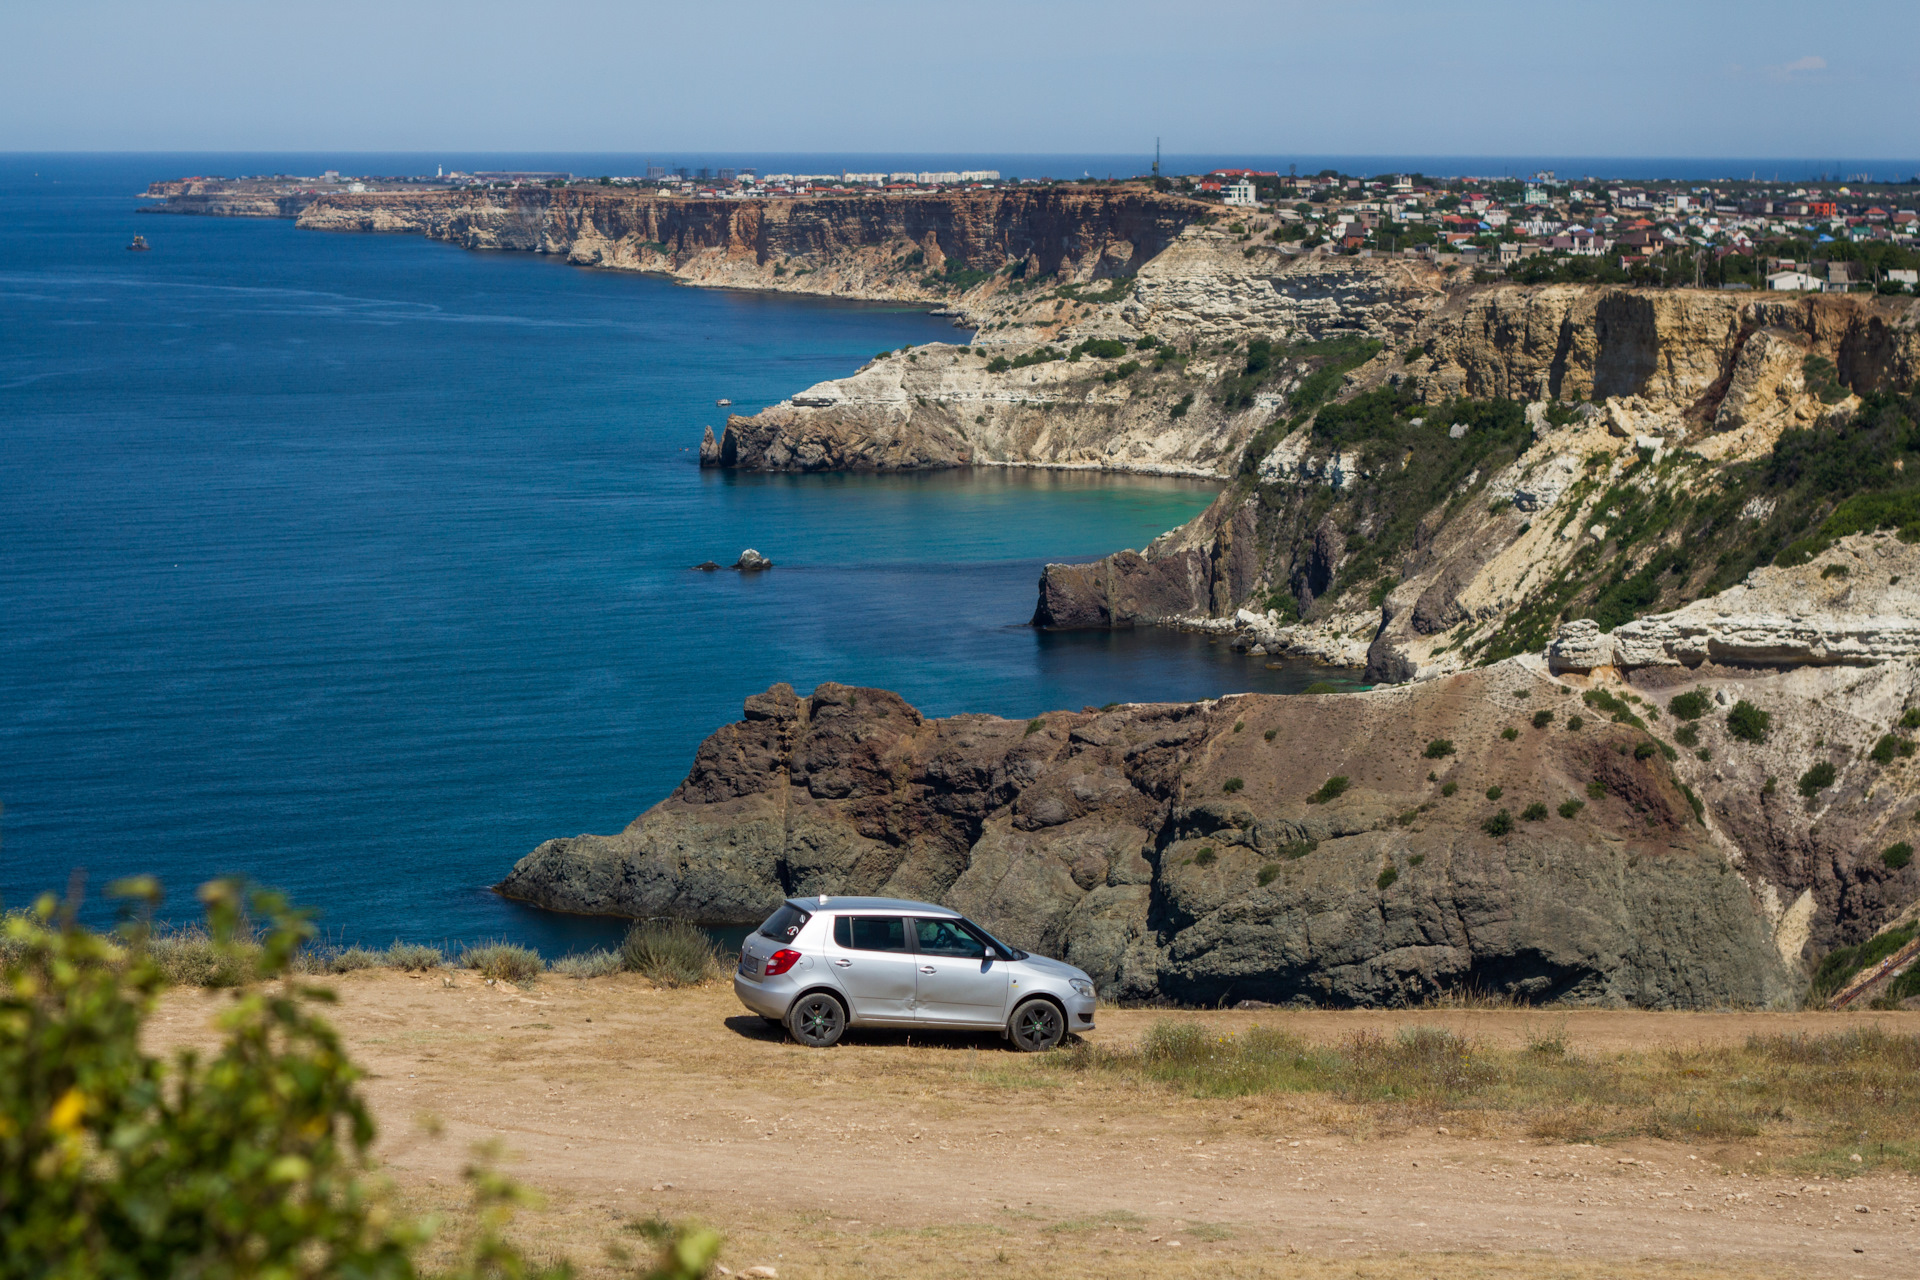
[827, 914, 918, 1023]
[909, 917, 1011, 1026]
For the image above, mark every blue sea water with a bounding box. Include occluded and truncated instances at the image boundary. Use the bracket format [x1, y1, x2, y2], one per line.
[0, 155, 1345, 953]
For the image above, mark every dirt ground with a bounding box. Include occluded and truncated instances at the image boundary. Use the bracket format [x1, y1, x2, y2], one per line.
[148, 973, 1920, 1279]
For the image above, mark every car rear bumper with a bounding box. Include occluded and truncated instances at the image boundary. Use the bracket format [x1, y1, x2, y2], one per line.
[733, 970, 792, 1020]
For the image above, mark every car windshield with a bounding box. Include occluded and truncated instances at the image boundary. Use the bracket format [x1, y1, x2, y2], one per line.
[962, 917, 1026, 959]
[757, 903, 811, 942]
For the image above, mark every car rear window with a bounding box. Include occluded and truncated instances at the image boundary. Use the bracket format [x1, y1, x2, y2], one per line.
[833, 915, 910, 952]
[757, 903, 811, 942]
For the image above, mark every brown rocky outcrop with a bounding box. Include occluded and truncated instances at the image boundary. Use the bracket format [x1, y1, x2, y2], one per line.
[498, 661, 1818, 1009]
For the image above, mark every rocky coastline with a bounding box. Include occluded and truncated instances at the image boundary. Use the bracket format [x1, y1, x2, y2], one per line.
[499, 535, 1920, 1009]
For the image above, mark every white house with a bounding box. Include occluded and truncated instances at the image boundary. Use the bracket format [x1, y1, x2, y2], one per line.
[1767, 270, 1822, 292]
[1223, 179, 1259, 207]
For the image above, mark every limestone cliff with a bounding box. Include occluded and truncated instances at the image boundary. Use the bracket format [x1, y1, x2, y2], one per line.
[710, 249, 1442, 476]
[1032, 291, 1920, 683]
[285, 187, 1207, 303]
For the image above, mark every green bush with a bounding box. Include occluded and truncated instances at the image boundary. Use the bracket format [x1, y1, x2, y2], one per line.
[1521, 802, 1548, 821]
[1169, 392, 1194, 420]
[1559, 798, 1585, 819]
[1674, 724, 1699, 748]
[461, 941, 545, 983]
[1482, 810, 1515, 837]
[1903, 708, 1920, 730]
[1306, 775, 1348, 804]
[1233, 719, 1245, 733]
[1798, 761, 1837, 799]
[1586, 780, 1607, 799]
[1, 883, 717, 1280]
[1070, 338, 1129, 360]
[1727, 700, 1772, 743]
[1423, 738, 1455, 759]
[1566, 715, 1584, 731]
[1811, 922, 1919, 998]
[1501, 727, 1519, 741]
[1441, 781, 1458, 797]
[1883, 842, 1914, 870]
[1222, 776, 1245, 794]
[1304, 681, 1342, 694]
[1485, 785, 1503, 800]
[1257, 864, 1281, 887]
[1668, 690, 1710, 720]
[1025, 717, 1046, 736]
[1532, 709, 1553, 729]
[1377, 866, 1400, 891]
[1193, 847, 1218, 867]
[986, 355, 1011, 373]
[1870, 734, 1910, 765]
[620, 920, 719, 987]
[1264, 727, 1278, 741]
[1633, 741, 1658, 760]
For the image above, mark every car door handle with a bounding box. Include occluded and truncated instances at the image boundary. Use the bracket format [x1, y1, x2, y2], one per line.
[833, 958, 852, 967]
[920, 965, 937, 974]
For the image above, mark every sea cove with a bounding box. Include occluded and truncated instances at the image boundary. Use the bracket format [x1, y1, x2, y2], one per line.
[0, 156, 1337, 952]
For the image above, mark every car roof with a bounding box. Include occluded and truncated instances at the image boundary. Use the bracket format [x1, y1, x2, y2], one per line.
[786, 895, 957, 917]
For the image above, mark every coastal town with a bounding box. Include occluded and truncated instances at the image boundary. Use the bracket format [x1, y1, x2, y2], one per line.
[145, 161, 1920, 294]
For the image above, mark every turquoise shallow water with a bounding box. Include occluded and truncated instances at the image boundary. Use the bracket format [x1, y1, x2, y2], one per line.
[0, 155, 1341, 953]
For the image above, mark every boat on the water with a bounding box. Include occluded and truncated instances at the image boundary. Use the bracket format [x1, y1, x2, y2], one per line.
[716, 398, 732, 406]
[127, 235, 150, 252]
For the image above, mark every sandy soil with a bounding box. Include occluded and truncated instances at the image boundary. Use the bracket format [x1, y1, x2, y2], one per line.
[147, 973, 1920, 1279]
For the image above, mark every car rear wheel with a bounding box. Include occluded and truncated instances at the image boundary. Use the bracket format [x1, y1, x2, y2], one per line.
[787, 992, 847, 1047]
[1009, 998, 1064, 1052]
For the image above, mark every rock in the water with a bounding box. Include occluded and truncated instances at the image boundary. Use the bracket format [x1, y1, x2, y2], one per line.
[698, 425, 722, 466]
[691, 561, 722, 572]
[733, 549, 772, 572]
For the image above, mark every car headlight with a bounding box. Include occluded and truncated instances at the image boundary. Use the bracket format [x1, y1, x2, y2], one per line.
[1069, 978, 1095, 999]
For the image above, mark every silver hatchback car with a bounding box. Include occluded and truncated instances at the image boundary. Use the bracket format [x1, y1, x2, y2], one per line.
[733, 895, 1097, 1050]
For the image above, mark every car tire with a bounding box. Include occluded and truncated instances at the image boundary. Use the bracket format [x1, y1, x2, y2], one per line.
[1009, 998, 1064, 1052]
[787, 992, 847, 1048]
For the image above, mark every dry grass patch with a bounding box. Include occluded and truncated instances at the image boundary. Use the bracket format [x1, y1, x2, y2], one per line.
[1060, 1019, 1920, 1173]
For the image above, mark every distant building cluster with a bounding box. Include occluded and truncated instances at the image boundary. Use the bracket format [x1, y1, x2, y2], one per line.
[1179, 166, 1920, 292]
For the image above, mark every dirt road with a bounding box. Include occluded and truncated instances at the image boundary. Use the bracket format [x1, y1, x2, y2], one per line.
[149, 973, 1920, 1279]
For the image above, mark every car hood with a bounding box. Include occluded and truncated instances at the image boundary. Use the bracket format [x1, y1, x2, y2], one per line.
[1016, 953, 1090, 984]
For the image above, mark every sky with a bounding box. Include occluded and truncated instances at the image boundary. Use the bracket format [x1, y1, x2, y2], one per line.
[3, 0, 1916, 158]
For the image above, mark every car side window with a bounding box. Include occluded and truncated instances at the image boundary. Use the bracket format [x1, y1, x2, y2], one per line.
[835, 915, 910, 953]
[912, 917, 987, 959]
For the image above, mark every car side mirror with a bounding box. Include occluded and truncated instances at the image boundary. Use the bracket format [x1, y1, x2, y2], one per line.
[984, 947, 1000, 960]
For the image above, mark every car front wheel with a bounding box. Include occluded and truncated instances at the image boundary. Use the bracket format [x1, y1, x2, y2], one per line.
[1009, 998, 1064, 1052]
[787, 992, 847, 1047]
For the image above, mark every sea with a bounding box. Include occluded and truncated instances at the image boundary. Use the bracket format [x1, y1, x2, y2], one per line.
[0, 154, 1371, 954]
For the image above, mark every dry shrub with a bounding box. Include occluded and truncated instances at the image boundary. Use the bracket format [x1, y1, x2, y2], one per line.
[620, 920, 718, 987]
[552, 949, 623, 979]
[460, 941, 545, 983]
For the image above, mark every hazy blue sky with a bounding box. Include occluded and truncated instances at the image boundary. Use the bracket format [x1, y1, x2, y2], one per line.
[4, 0, 1914, 156]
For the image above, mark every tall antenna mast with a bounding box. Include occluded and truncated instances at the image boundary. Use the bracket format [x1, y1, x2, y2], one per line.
[1153, 137, 1161, 177]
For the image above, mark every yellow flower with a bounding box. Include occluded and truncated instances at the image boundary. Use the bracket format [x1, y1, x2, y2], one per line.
[48, 1088, 87, 1135]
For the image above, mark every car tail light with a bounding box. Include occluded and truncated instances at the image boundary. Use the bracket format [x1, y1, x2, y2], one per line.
[763, 949, 802, 977]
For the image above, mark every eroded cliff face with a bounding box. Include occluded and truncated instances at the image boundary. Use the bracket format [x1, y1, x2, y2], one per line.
[711, 249, 1445, 476]
[290, 187, 1207, 301]
[1030, 290, 1920, 682]
[498, 659, 1813, 1009]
